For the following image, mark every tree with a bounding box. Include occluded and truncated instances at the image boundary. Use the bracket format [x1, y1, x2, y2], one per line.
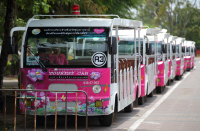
[0, 0, 15, 111]
[184, 8, 200, 48]
[138, 0, 200, 47]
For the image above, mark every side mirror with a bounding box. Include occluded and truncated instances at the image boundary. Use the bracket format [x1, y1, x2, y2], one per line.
[108, 37, 117, 54]
[182, 47, 185, 52]
[172, 45, 176, 53]
[6, 37, 15, 54]
[146, 43, 153, 55]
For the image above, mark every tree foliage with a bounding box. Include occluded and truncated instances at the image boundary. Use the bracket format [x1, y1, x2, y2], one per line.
[138, 0, 200, 47]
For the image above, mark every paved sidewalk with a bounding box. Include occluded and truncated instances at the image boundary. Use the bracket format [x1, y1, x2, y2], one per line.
[135, 59, 200, 131]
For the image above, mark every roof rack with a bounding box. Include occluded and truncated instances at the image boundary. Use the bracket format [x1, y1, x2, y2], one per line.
[32, 14, 120, 19]
[113, 19, 143, 29]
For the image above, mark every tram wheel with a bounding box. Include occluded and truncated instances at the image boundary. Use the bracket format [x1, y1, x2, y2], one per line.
[134, 90, 138, 108]
[148, 91, 153, 97]
[99, 113, 113, 126]
[124, 102, 133, 113]
[138, 96, 144, 105]
[156, 86, 163, 93]
[99, 99, 117, 126]
[36, 116, 45, 126]
[167, 80, 171, 86]
[176, 75, 181, 80]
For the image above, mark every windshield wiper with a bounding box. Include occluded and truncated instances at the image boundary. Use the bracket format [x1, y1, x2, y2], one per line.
[26, 46, 47, 72]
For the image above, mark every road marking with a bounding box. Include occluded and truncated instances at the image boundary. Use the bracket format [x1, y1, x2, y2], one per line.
[128, 71, 191, 131]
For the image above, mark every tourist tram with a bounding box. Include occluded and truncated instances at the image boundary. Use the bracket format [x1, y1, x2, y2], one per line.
[8, 14, 196, 127]
[175, 38, 185, 80]
[167, 36, 178, 82]
[183, 41, 195, 71]
[9, 15, 146, 126]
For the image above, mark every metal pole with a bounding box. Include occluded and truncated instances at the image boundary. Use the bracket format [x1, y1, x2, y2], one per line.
[86, 94, 88, 131]
[4, 92, 6, 131]
[24, 93, 27, 131]
[138, 28, 141, 93]
[75, 92, 78, 131]
[134, 27, 137, 87]
[14, 91, 17, 131]
[34, 92, 37, 131]
[54, 92, 57, 131]
[45, 92, 47, 131]
[65, 92, 68, 131]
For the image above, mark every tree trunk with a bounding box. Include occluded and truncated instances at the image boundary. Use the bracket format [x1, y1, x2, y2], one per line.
[0, 0, 14, 111]
[168, 12, 173, 34]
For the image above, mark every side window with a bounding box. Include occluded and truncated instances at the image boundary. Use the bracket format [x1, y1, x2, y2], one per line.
[118, 41, 134, 55]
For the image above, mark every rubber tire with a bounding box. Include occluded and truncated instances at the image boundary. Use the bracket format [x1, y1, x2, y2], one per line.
[124, 102, 133, 113]
[176, 75, 181, 80]
[138, 96, 144, 105]
[134, 96, 138, 108]
[134, 89, 138, 108]
[99, 99, 117, 126]
[99, 113, 113, 126]
[156, 86, 163, 93]
[36, 116, 45, 126]
[167, 80, 171, 86]
[147, 91, 153, 97]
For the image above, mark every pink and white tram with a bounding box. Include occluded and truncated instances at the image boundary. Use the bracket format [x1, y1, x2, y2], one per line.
[115, 29, 148, 105]
[167, 36, 178, 82]
[184, 41, 196, 71]
[175, 38, 185, 80]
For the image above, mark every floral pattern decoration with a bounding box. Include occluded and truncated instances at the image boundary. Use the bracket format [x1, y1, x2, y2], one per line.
[90, 71, 101, 80]
[26, 69, 45, 82]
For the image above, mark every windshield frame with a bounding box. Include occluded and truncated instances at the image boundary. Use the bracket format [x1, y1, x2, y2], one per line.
[23, 27, 109, 68]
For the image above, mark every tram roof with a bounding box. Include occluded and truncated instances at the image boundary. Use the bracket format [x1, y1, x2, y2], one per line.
[27, 18, 143, 28]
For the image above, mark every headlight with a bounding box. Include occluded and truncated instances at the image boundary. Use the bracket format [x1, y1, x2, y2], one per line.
[26, 84, 34, 92]
[92, 85, 101, 94]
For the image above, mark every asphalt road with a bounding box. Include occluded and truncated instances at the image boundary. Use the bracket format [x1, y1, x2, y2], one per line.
[2, 57, 200, 131]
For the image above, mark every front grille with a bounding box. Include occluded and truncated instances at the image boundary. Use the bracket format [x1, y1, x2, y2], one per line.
[48, 84, 78, 93]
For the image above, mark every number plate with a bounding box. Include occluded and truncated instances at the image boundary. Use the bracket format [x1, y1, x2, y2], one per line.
[95, 100, 102, 107]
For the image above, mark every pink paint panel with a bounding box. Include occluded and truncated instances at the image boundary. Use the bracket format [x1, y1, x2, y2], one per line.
[186, 56, 192, 69]
[168, 59, 172, 78]
[140, 64, 146, 97]
[20, 68, 111, 115]
[176, 58, 181, 75]
[157, 61, 164, 87]
[184, 57, 187, 71]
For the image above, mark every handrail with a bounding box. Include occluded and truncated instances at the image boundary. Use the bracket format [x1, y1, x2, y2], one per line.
[0, 89, 89, 131]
